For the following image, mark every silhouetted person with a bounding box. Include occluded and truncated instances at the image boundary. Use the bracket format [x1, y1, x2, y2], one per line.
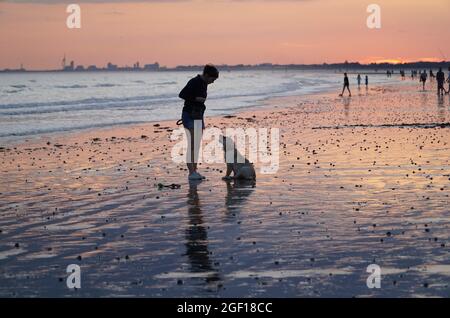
[446, 66, 450, 94]
[436, 67, 445, 96]
[365, 75, 369, 87]
[340, 73, 351, 97]
[420, 70, 427, 90]
[357, 74, 361, 87]
[179, 64, 219, 180]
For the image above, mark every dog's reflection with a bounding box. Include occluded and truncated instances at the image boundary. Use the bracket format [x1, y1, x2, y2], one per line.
[224, 179, 256, 219]
[184, 180, 221, 285]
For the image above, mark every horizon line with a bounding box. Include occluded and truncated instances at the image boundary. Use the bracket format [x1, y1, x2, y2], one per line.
[2, 60, 450, 73]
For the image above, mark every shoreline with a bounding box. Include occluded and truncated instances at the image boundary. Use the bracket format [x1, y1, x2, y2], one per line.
[0, 78, 410, 149]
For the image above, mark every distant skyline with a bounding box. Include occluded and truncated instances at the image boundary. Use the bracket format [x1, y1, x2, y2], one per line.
[4, 58, 450, 72]
[1, 0, 449, 70]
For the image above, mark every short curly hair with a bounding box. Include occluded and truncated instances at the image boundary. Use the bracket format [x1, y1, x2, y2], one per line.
[203, 64, 219, 78]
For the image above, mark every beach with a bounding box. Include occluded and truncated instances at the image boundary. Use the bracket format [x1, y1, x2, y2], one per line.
[1, 81, 449, 297]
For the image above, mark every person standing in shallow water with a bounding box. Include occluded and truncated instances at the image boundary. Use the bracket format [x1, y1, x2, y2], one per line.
[178, 64, 219, 180]
[357, 74, 361, 87]
[339, 73, 351, 97]
[436, 67, 445, 96]
[420, 70, 428, 91]
[446, 66, 450, 94]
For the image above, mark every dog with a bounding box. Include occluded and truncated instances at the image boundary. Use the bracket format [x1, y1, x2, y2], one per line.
[219, 135, 256, 180]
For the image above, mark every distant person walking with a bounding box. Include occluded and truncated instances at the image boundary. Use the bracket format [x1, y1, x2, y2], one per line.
[357, 74, 361, 87]
[339, 73, 351, 97]
[365, 75, 369, 87]
[420, 70, 428, 91]
[436, 67, 445, 96]
[446, 66, 450, 94]
[178, 64, 219, 180]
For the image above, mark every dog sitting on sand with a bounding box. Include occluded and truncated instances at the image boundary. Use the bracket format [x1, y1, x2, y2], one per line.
[220, 135, 256, 180]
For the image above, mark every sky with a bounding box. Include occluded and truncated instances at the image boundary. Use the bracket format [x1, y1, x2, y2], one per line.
[0, 0, 449, 70]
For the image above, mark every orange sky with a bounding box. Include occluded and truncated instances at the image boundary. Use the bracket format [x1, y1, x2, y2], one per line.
[0, 0, 449, 70]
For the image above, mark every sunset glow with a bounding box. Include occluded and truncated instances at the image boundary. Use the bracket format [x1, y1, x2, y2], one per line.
[1, 0, 449, 70]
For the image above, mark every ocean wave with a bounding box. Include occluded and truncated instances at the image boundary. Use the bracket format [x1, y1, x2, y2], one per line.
[155, 81, 177, 85]
[55, 84, 88, 89]
[0, 93, 176, 111]
[94, 83, 120, 88]
[0, 99, 177, 116]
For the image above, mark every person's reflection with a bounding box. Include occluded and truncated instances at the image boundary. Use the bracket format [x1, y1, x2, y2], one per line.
[420, 90, 428, 108]
[357, 85, 362, 96]
[437, 94, 445, 122]
[224, 179, 255, 219]
[342, 96, 351, 118]
[185, 180, 221, 284]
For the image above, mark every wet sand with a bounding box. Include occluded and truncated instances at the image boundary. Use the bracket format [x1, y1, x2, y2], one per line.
[1, 83, 450, 297]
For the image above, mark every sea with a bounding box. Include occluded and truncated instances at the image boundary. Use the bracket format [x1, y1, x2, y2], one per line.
[0, 70, 400, 144]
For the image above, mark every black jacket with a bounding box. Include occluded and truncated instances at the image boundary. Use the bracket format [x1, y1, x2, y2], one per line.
[436, 71, 445, 83]
[179, 75, 207, 118]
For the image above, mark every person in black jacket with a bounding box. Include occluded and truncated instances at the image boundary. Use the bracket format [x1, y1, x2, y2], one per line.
[446, 66, 450, 94]
[179, 64, 219, 180]
[436, 67, 445, 96]
[339, 73, 351, 97]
